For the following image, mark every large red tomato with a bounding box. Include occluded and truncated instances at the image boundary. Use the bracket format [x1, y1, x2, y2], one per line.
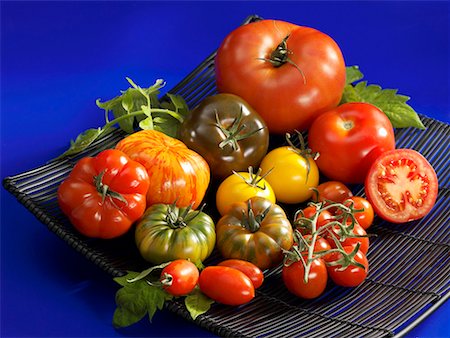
[308, 102, 395, 184]
[116, 130, 210, 209]
[215, 19, 346, 134]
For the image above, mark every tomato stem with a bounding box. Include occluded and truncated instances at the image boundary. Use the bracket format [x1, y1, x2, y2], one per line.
[93, 170, 128, 208]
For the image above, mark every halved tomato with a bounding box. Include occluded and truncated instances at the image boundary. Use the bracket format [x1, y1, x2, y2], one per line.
[365, 149, 438, 223]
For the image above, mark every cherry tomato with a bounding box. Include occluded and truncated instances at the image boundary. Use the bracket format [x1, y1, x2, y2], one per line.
[282, 258, 328, 299]
[215, 168, 275, 216]
[365, 149, 438, 223]
[308, 102, 395, 184]
[313, 181, 353, 205]
[216, 19, 346, 133]
[259, 145, 319, 204]
[295, 205, 334, 235]
[218, 259, 264, 289]
[340, 196, 374, 230]
[326, 222, 370, 255]
[160, 260, 199, 297]
[198, 266, 255, 306]
[325, 246, 369, 287]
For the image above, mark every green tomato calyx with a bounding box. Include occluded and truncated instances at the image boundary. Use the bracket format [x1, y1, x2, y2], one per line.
[165, 202, 206, 229]
[233, 166, 273, 190]
[241, 199, 272, 233]
[94, 170, 128, 207]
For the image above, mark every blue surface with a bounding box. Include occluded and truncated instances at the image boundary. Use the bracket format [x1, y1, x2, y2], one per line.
[1, 1, 449, 337]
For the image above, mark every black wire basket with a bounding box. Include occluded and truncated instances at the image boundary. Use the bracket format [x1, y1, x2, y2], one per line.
[3, 15, 449, 338]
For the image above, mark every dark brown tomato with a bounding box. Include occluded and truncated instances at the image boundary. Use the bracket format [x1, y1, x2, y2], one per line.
[178, 93, 269, 180]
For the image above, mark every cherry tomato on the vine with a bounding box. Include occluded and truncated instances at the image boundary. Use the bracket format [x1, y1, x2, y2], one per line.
[365, 149, 438, 223]
[198, 266, 255, 306]
[160, 260, 199, 297]
[326, 222, 370, 255]
[313, 181, 353, 205]
[340, 196, 374, 230]
[325, 246, 369, 287]
[282, 258, 328, 299]
[295, 205, 334, 235]
[218, 259, 264, 289]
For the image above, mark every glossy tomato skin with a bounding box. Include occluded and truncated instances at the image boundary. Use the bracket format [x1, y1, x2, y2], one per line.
[259, 146, 319, 204]
[216, 19, 346, 133]
[116, 129, 210, 209]
[326, 222, 370, 255]
[365, 149, 438, 223]
[325, 246, 369, 287]
[215, 171, 275, 216]
[160, 260, 199, 297]
[308, 102, 395, 184]
[216, 196, 294, 270]
[282, 258, 328, 299]
[218, 259, 264, 289]
[179, 93, 269, 180]
[342, 196, 374, 230]
[57, 149, 149, 239]
[313, 181, 353, 204]
[199, 266, 255, 306]
[135, 203, 216, 265]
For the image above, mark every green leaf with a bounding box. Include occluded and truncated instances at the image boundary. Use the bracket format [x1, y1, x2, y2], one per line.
[113, 271, 141, 287]
[184, 289, 214, 320]
[341, 81, 425, 129]
[57, 127, 104, 159]
[345, 65, 364, 85]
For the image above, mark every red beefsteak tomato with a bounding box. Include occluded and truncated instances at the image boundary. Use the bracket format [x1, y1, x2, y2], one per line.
[308, 102, 396, 184]
[116, 129, 210, 209]
[57, 149, 149, 239]
[215, 19, 346, 133]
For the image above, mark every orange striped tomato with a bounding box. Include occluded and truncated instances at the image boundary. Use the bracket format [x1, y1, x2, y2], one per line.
[116, 130, 210, 209]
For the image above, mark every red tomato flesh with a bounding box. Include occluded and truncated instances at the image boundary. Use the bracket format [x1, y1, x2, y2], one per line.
[365, 149, 438, 223]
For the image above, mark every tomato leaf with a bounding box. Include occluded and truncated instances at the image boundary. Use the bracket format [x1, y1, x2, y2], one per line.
[184, 289, 214, 320]
[341, 66, 425, 129]
[112, 271, 173, 328]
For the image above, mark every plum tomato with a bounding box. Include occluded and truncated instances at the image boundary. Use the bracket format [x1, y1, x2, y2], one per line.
[218, 259, 264, 289]
[325, 246, 369, 287]
[308, 102, 395, 184]
[365, 148, 438, 223]
[198, 266, 255, 306]
[179, 93, 269, 180]
[282, 258, 328, 299]
[160, 260, 199, 297]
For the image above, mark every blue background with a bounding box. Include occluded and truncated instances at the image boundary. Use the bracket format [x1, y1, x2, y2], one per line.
[1, 1, 449, 337]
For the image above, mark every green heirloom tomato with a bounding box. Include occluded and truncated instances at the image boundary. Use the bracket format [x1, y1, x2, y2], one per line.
[135, 203, 216, 265]
[178, 93, 269, 180]
[216, 196, 294, 270]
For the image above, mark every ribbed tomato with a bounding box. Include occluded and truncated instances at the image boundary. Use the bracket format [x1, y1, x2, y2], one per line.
[116, 129, 210, 209]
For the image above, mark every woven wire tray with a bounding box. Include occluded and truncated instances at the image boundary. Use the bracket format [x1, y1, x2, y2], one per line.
[3, 15, 449, 338]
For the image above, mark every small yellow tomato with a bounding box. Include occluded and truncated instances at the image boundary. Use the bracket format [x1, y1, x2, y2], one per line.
[216, 167, 275, 216]
[259, 137, 319, 204]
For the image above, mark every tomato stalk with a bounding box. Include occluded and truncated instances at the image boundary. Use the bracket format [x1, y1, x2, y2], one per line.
[241, 199, 272, 233]
[284, 131, 319, 183]
[215, 109, 266, 151]
[165, 202, 206, 229]
[93, 170, 128, 207]
[232, 166, 273, 191]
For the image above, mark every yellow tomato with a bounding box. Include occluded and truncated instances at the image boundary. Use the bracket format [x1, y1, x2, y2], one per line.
[216, 168, 275, 216]
[259, 146, 319, 204]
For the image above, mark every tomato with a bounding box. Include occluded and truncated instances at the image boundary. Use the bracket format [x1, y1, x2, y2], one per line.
[326, 222, 370, 255]
[259, 142, 319, 204]
[218, 259, 264, 289]
[215, 19, 346, 133]
[160, 260, 199, 297]
[325, 246, 369, 287]
[282, 258, 328, 299]
[313, 181, 353, 205]
[295, 205, 334, 235]
[216, 196, 294, 270]
[135, 203, 216, 265]
[365, 149, 438, 223]
[57, 149, 149, 239]
[215, 168, 275, 216]
[116, 129, 210, 209]
[198, 266, 255, 306]
[340, 196, 374, 230]
[179, 93, 269, 179]
[308, 102, 396, 184]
